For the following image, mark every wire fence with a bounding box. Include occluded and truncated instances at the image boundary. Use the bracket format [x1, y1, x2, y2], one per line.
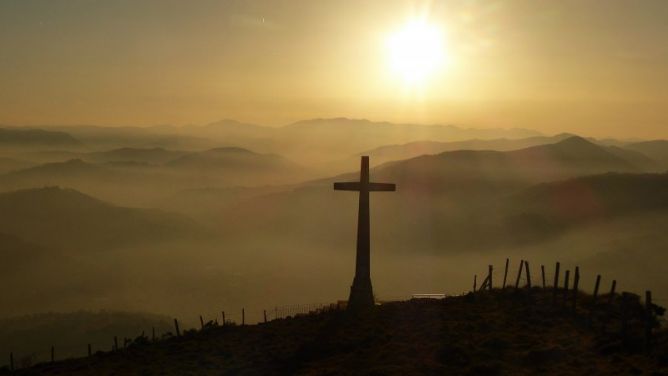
[4, 257, 667, 372]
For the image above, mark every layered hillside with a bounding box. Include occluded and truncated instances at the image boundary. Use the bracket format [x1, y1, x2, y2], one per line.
[0, 187, 206, 252]
[0, 128, 82, 149]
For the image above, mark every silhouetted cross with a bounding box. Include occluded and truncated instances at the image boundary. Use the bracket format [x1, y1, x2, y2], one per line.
[334, 156, 396, 310]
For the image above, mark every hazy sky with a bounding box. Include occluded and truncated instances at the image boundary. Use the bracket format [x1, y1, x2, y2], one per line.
[1, 0, 668, 138]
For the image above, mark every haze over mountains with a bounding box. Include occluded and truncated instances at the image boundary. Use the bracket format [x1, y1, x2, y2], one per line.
[1, 118, 668, 366]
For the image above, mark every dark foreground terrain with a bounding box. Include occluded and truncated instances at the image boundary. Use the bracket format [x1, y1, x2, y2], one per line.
[6, 289, 668, 375]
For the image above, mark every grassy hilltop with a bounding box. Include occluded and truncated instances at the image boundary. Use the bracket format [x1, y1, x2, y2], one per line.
[6, 289, 668, 376]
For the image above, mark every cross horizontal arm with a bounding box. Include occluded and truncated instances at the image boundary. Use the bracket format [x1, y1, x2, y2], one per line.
[333, 182, 361, 191]
[368, 182, 396, 192]
[333, 182, 396, 191]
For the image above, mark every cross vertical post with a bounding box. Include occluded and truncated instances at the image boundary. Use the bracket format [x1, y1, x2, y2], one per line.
[334, 156, 396, 310]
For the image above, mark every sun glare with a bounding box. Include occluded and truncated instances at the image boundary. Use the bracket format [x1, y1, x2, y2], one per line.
[386, 20, 446, 86]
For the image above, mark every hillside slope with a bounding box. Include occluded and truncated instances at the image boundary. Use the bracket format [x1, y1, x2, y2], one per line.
[10, 290, 667, 375]
[347, 136, 642, 198]
[0, 312, 173, 368]
[0, 187, 206, 252]
[0, 128, 82, 149]
[359, 133, 576, 166]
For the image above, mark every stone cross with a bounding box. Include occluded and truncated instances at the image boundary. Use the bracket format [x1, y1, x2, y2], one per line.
[334, 156, 396, 310]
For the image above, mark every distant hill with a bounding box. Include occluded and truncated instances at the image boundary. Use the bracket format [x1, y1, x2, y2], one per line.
[211, 138, 656, 255]
[2, 119, 547, 168]
[360, 133, 577, 165]
[505, 172, 668, 232]
[0, 148, 310, 205]
[284, 118, 541, 140]
[0, 128, 82, 149]
[156, 185, 290, 223]
[0, 159, 133, 200]
[0, 187, 206, 251]
[502, 136, 639, 175]
[0, 158, 174, 206]
[0, 311, 172, 368]
[166, 147, 312, 185]
[360, 133, 657, 171]
[0, 232, 49, 275]
[625, 140, 668, 169]
[359, 136, 641, 198]
[2, 158, 114, 182]
[12, 291, 667, 375]
[167, 147, 293, 170]
[0, 157, 34, 174]
[275, 118, 543, 165]
[43, 125, 212, 150]
[198, 119, 277, 138]
[84, 147, 188, 164]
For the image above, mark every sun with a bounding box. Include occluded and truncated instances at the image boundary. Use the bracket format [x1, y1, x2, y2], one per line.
[386, 20, 446, 86]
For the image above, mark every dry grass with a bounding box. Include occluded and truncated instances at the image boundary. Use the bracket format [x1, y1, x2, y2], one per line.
[6, 289, 668, 375]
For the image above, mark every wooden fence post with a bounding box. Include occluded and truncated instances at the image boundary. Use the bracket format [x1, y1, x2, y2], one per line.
[473, 274, 477, 292]
[592, 275, 601, 304]
[174, 319, 181, 337]
[609, 280, 617, 304]
[9, 352, 13, 371]
[264, 310, 268, 323]
[572, 266, 580, 313]
[222, 311, 226, 326]
[488, 265, 493, 291]
[541, 265, 546, 288]
[114, 336, 118, 351]
[479, 275, 490, 291]
[88, 344, 92, 357]
[242, 308, 245, 326]
[563, 270, 570, 304]
[553, 262, 560, 303]
[200, 315, 205, 329]
[515, 260, 524, 289]
[645, 290, 653, 351]
[524, 261, 532, 288]
[51, 345, 55, 363]
[590, 275, 602, 325]
[503, 258, 509, 288]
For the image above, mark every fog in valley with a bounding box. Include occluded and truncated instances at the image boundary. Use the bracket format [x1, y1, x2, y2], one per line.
[2, 119, 668, 346]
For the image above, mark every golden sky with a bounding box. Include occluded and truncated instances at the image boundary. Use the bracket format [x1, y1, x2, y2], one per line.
[1, 0, 668, 138]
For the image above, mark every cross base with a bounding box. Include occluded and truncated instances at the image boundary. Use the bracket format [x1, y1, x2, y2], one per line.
[347, 277, 374, 310]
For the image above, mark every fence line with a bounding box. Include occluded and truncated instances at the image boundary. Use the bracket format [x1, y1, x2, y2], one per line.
[472, 257, 665, 353]
[4, 259, 666, 371]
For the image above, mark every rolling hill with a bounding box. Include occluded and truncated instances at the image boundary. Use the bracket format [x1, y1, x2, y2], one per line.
[83, 147, 188, 165]
[0, 232, 49, 275]
[165, 147, 312, 185]
[0, 147, 312, 206]
[346, 136, 642, 198]
[0, 157, 34, 174]
[208, 137, 661, 256]
[0, 128, 82, 149]
[1, 159, 116, 183]
[359, 133, 577, 166]
[502, 172, 668, 236]
[625, 140, 668, 169]
[0, 187, 207, 252]
[275, 118, 543, 165]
